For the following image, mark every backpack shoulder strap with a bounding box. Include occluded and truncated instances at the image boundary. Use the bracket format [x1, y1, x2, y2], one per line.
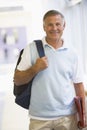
[34, 40, 45, 57]
[15, 49, 24, 69]
[16, 40, 44, 70]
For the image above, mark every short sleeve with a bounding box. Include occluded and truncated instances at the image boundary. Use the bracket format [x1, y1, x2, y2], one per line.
[72, 54, 84, 83]
[17, 44, 32, 71]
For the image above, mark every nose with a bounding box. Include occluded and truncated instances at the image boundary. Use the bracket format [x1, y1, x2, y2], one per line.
[52, 25, 57, 30]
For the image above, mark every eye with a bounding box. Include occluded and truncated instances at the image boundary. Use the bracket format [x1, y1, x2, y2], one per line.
[56, 23, 61, 27]
[48, 23, 53, 27]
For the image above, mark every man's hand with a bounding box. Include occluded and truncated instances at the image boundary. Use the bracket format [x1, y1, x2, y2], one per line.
[34, 56, 48, 72]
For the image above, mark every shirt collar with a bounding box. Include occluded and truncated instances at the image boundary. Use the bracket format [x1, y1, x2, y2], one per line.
[42, 37, 68, 51]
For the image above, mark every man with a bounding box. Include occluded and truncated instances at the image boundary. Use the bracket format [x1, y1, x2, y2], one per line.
[14, 10, 86, 130]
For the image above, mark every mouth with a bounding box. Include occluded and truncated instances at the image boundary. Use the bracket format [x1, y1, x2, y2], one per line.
[50, 30, 60, 34]
[50, 31, 60, 36]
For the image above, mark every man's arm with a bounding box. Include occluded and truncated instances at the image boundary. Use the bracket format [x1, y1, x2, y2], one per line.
[13, 57, 48, 86]
[74, 82, 86, 127]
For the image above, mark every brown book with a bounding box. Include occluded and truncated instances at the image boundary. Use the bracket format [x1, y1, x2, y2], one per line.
[74, 96, 85, 128]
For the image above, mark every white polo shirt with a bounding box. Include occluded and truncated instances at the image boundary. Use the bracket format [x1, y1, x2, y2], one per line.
[17, 37, 84, 120]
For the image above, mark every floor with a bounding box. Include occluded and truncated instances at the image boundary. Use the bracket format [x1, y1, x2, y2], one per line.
[0, 64, 87, 130]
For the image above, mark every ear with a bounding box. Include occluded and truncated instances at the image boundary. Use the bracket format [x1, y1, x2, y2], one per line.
[63, 21, 66, 29]
[43, 24, 46, 31]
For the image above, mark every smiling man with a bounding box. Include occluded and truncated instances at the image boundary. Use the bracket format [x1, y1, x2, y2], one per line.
[14, 10, 86, 130]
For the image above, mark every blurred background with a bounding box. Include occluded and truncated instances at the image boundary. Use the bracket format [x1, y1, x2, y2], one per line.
[0, 0, 87, 130]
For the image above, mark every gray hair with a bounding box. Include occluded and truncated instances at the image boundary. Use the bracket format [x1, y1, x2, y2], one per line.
[43, 10, 65, 25]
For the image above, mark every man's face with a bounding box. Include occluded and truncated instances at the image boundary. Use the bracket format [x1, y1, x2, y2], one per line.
[43, 15, 65, 41]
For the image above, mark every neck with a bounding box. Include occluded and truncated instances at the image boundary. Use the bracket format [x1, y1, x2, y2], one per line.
[46, 38, 63, 49]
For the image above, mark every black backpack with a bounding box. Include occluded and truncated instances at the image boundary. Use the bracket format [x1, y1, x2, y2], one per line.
[13, 40, 45, 109]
